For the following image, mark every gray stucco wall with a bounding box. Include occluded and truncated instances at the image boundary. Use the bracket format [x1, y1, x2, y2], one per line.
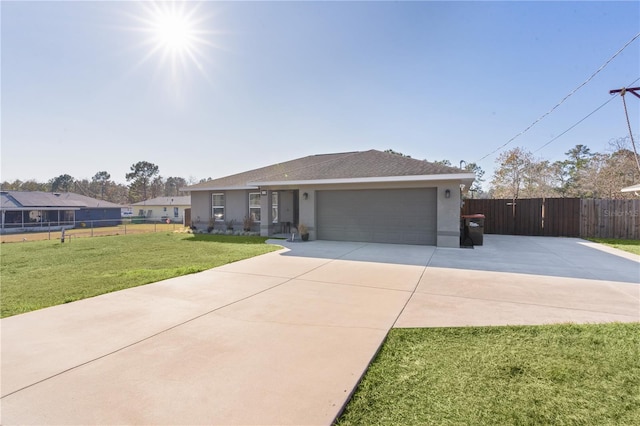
[190, 191, 212, 227]
[226, 190, 249, 229]
[190, 190, 252, 230]
[436, 180, 462, 248]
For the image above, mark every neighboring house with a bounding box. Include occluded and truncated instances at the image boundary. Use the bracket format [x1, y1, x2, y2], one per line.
[132, 196, 191, 223]
[0, 191, 123, 232]
[185, 150, 475, 247]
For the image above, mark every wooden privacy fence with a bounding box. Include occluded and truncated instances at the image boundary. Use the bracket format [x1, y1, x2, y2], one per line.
[580, 199, 640, 239]
[462, 198, 640, 240]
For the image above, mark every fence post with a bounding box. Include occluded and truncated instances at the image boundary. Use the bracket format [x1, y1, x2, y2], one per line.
[91, 221, 94, 237]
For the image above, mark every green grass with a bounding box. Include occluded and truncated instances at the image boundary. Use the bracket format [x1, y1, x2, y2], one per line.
[336, 323, 640, 426]
[587, 238, 640, 255]
[0, 232, 279, 318]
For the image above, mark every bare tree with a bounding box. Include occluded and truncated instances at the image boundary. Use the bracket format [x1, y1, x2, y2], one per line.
[490, 147, 534, 199]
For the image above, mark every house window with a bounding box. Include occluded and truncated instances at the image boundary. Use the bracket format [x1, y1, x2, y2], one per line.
[212, 193, 224, 221]
[272, 192, 278, 223]
[249, 193, 261, 222]
[163, 207, 167, 212]
[174, 207, 179, 217]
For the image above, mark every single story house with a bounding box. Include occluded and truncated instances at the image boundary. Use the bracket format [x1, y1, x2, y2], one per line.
[131, 196, 191, 223]
[0, 191, 123, 232]
[185, 150, 474, 247]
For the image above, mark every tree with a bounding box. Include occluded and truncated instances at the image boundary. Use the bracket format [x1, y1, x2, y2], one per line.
[164, 176, 188, 196]
[550, 160, 571, 197]
[563, 144, 593, 197]
[585, 146, 639, 199]
[126, 161, 159, 202]
[1, 179, 50, 191]
[490, 147, 534, 200]
[463, 162, 485, 197]
[521, 159, 558, 198]
[50, 174, 75, 192]
[150, 176, 164, 199]
[107, 183, 131, 205]
[92, 171, 111, 199]
[384, 149, 411, 158]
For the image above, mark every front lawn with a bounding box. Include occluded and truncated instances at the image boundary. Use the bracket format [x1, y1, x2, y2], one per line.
[0, 233, 279, 318]
[587, 238, 640, 255]
[336, 323, 640, 425]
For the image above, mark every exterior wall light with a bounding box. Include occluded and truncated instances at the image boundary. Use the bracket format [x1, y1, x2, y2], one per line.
[303, 192, 309, 200]
[445, 189, 451, 198]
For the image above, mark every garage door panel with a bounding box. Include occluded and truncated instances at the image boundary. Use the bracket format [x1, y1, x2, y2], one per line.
[317, 189, 436, 245]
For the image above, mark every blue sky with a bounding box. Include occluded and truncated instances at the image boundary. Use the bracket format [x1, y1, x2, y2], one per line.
[2, 1, 639, 186]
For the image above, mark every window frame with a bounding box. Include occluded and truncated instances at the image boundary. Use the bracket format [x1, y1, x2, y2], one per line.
[212, 193, 225, 222]
[249, 192, 261, 222]
[272, 192, 278, 223]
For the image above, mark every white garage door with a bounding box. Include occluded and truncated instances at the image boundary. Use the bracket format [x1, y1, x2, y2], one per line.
[316, 188, 437, 245]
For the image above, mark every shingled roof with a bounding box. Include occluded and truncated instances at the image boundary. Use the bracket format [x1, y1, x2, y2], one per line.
[0, 191, 123, 209]
[187, 150, 468, 190]
[132, 196, 191, 206]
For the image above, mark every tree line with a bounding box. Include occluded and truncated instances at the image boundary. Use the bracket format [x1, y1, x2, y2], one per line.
[394, 137, 638, 200]
[489, 137, 639, 200]
[3, 140, 638, 204]
[0, 161, 208, 204]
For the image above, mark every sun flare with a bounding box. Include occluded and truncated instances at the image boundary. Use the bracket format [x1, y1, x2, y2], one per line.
[128, 0, 217, 92]
[151, 5, 195, 53]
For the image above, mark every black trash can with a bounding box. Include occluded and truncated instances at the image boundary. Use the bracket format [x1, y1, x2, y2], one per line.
[461, 214, 485, 246]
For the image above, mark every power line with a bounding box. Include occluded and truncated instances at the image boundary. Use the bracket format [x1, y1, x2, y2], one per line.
[532, 77, 640, 154]
[531, 98, 615, 154]
[475, 32, 640, 163]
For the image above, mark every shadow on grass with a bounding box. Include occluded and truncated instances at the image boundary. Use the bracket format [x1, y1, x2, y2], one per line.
[185, 234, 271, 244]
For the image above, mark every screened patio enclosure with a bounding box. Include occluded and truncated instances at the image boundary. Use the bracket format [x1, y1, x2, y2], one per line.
[1, 208, 78, 230]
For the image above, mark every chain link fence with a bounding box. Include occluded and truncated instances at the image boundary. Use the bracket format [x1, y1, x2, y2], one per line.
[1, 219, 188, 243]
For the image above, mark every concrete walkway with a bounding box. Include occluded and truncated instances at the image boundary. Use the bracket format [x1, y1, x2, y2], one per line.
[1, 236, 638, 425]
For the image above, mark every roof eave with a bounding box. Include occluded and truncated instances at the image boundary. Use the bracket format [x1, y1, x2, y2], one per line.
[0, 207, 82, 211]
[249, 173, 477, 187]
[185, 185, 259, 192]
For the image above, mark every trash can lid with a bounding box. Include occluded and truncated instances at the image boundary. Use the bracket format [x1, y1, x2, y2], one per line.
[461, 214, 485, 219]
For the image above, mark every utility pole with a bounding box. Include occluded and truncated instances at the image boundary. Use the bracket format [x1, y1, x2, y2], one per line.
[610, 87, 640, 173]
[609, 87, 640, 98]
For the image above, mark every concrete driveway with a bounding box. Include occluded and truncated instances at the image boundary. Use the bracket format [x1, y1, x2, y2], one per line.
[1, 236, 638, 425]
